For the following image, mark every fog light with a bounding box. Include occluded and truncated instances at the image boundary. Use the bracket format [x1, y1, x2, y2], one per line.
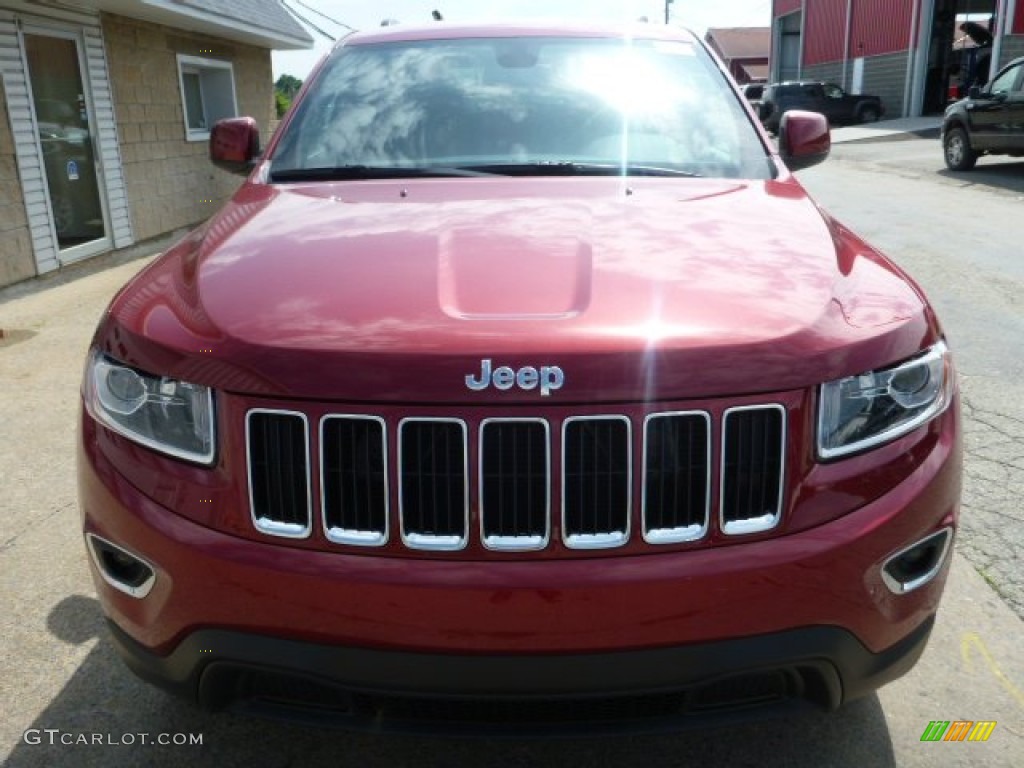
[881, 528, 953, 595]
[86, 534, 156, 599]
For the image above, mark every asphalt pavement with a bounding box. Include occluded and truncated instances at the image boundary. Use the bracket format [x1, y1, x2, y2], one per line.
[829, 116, 942, 144]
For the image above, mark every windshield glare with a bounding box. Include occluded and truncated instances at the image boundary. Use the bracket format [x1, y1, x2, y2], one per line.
[271, 36, 771, 179]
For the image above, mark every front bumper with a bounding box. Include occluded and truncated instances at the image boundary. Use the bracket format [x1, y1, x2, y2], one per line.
[80, 399, 960, 725]
[107, 615, 934, 735]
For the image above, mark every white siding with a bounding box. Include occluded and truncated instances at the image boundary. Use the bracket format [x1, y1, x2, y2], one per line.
[83, 23, 132, 248]
[0, 10, 134, 277]
[0, 15, 58, 273]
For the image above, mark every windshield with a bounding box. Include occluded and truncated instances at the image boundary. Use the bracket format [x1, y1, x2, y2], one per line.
[270, 36, 772, 180]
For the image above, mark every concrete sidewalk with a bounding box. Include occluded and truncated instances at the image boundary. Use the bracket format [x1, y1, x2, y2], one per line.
[0, 231, 182, 312]
[830, 116, 942, 145]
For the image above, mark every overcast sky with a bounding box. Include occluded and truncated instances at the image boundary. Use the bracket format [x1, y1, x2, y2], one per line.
[272, 0, 773, 79]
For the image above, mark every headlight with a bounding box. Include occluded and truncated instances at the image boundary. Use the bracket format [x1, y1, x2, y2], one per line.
[818, 341, 954, 460]
[85, 351, 215, 464]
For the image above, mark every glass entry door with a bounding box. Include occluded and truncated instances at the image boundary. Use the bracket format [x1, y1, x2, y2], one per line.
[23, 30, 110, 259]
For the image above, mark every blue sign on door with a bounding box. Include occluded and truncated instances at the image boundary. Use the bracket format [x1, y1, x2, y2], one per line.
[66, 160, 79, 181]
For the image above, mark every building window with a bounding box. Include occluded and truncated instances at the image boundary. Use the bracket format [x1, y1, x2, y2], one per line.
[176, 54, 237, 141]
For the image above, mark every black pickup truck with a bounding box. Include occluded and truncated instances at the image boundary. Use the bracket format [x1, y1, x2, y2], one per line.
[941, 56, 1024, 171]
[759, 81, 884, 133]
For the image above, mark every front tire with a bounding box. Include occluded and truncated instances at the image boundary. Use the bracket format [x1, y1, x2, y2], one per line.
[943, 125, 977, 171]
[858, 105, 880, 123]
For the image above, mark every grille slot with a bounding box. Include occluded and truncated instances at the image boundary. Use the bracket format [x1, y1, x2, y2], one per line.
[721, 405, 786, 535]
[399, 419, 468, 550]
[246, 410, 311, 538]
[562, 416, 631, 549]
[321, 416, 388, 546]
[642, 412, 711, 544]
[479, 419, 550, 551]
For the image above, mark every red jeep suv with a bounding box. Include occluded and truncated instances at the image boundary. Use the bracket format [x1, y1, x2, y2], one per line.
[79, 22, 961, 733]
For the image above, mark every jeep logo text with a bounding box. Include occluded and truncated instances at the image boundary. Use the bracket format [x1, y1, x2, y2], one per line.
[465, 359, 564, 396]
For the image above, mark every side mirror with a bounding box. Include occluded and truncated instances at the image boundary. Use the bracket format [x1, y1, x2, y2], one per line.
[778, 110, 830, 172]
[968, 85, 982, 100]
[210, 117, 260, 175]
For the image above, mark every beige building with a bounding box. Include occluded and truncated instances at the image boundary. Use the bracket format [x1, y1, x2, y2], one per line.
[0, 0, 312, 288]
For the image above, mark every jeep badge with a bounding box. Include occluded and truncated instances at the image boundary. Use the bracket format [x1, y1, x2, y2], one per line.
[465, 359, 564, 396]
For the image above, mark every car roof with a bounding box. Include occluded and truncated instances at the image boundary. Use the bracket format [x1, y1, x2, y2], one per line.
[339, 20, 700, 47]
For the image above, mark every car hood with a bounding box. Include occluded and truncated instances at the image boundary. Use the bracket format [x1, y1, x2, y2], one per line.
[103, 177, 936, 403]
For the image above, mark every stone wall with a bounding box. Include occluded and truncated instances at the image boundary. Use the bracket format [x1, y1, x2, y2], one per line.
[101, 14, 274, 242]
[799, 61, 843, 85]
[803, 50, 910, 118]
[1000, 35, 1024, 67]
[859, 51, 912, 119]
[0, 79, 35, 287]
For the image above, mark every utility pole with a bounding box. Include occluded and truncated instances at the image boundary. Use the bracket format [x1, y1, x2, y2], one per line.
[665, 0, 673, 25]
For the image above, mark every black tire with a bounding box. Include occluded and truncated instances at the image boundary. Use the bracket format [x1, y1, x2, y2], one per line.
[858, 105, 880, 123]
[943, 125, 977, 171]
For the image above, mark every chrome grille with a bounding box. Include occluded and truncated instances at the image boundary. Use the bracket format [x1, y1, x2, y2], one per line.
[398, 419, 469, 550]
[321, 416, 388, 546]
[246, 410, 311, 538]
[720, 405, 786, 535]
[642, 412, 711, 544]
[562, 416, 631, 549]
[479, 419, 549, 551]
[244, 404, 788, 549]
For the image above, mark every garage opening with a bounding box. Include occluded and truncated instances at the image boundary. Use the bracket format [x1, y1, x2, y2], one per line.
[775, 11, 803, 82]
[922, 0, 997, 113]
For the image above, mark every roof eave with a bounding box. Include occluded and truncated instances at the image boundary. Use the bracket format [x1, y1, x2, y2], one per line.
[92, 0, 314, 50]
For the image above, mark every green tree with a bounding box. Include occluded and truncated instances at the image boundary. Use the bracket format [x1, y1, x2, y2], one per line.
[274, 90, 291, 118]
[274, 74, 302, 118]
[275, 74, 302, 99]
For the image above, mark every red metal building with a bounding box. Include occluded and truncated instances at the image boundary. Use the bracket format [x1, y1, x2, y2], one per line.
[771, 0, 1024, 115]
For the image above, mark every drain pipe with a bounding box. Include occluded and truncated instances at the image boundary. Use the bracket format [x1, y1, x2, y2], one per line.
[902, 0, 922, 117]
[798, 0, 808, 78]
[842, 0, 853, 89]
[990, 0, 1006, 80]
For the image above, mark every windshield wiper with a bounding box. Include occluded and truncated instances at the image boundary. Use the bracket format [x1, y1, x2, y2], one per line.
[454, 162, 702, 178]
[270, 162, 702, 182]
[269, 164, 499, 182]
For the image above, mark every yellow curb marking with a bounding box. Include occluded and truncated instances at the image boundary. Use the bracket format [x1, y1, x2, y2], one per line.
[962, 631, 1024, 709]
